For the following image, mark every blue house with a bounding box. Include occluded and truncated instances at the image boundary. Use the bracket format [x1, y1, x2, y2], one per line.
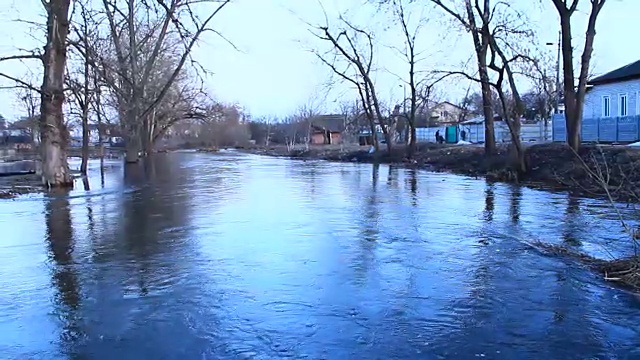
[554, 59, 640, 142]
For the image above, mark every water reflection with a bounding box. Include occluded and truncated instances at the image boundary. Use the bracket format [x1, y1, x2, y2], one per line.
[510, 185, 522, 223]
[407, 169, 418, 207]
[1, 153, 640, 358]
[45, 193, 83, 347]
[484, 181, 495, 223]
[563, 195, 582, 246]
[387, 165, 399, 188]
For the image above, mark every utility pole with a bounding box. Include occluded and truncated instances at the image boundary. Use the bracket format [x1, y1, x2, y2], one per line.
[555, 30, 561, 115]
[546, 30, 562, 115]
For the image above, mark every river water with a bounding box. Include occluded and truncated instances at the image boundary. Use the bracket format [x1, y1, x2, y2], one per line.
[1, 151, 640, 359]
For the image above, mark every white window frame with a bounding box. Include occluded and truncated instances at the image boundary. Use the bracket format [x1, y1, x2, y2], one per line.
[637, 91, 640, 116]
[619, 93, 628, 117]
[602, 95, 611, 117]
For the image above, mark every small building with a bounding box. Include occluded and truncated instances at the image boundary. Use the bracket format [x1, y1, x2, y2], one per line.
[309, 114, 346, 145]
[553, 59, 640, 143]
[583, 59, 640, 119]
[429, 101, 465, 125]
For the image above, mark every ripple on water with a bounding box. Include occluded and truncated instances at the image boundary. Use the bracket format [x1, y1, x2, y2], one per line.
[0, 154, 639, 358]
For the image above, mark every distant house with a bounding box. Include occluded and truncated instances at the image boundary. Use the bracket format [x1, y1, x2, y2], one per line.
[309, 114, 346, 145]
[69, 123, 122, 147]
[429, 101, 465, 125]
[583, 59, 640, 120]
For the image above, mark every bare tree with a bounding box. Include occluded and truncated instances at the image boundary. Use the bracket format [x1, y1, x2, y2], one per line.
[389, 0, 422, 157]
[550, 0, 607, 151]
[431, 0, 497, 155]
[310, 17, 393, 152]
[96, 0, 230, 163]
[435, 0, 537, 173]
[66, 1, 96, 175]
[40, 0, 73, 187]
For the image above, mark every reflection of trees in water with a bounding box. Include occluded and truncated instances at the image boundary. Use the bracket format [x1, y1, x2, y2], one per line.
[484, 182, 495, 223]
[363, 164, 380, 242]
[349, 164, 381, 285]
[45, 194, 84, 348]
[509, 185, 522, 223]
[407, 169, 418, 207]
[562, 195, 582, 246]
[120, 155, 192, 296]
[285, 161, 320, 197]
[387, 165, 399, 188]
[371, 163, 379, 190]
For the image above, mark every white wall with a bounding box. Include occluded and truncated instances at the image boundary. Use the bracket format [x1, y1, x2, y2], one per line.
[583, 79, 640, 119]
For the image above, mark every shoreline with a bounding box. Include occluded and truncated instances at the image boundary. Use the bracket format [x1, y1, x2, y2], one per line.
[238, 142, 640, 291]
[237, 142, 640, 202]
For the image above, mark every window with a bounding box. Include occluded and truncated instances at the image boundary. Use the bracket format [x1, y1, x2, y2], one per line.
[637, 92, 640, 115]
[602, 96, 611, 117]
[620, 94, 628, 116]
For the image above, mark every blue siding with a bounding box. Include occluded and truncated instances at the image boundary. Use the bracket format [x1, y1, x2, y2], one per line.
[552, 114, 566, 142]
[552, 115, 640, 143]
[553, 78, 640, 143]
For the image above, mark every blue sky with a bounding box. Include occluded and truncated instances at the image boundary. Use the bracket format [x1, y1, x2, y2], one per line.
[0, 0, 638, 122]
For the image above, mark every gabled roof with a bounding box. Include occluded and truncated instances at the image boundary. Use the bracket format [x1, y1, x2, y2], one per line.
[310, 114, 346, 133]
[432, 101, 464, 110]
[589, 59, 640, 86]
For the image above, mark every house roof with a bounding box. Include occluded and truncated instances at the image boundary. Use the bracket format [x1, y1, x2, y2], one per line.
[432, 101, 464, 110]
[589, 59, 640, 86]
[310, 114, 346, 132]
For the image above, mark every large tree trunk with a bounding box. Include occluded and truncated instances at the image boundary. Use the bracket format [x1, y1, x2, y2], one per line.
[125, 135, 141, 163]
[124, 107, 141, 163]
[40, 0, 73, 188]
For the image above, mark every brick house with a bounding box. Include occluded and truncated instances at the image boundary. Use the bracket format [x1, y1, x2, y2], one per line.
[309, 114, 346, 145]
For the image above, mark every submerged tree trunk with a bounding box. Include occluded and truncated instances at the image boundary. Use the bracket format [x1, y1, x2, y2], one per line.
[40, 0, 73, 188]
[124, 108, 141, 163]
[125, 135, 141, 163]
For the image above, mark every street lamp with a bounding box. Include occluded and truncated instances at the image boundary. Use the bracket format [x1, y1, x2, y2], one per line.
[546, 30, 562, 115]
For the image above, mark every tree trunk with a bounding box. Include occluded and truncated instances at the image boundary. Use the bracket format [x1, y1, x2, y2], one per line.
[124, 107, 141, 163]
[479, 74, 496, 155]
[408, 125, 417, 158]
[40, 0, 73, 188]
[383, 129, 393, 153]
[80, 108, 89, 175]
[466, 0, 496, 156]
[125, 135, 141, 163]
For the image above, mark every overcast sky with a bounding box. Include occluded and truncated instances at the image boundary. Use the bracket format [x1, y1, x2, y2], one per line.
[0, 0, 637, 122]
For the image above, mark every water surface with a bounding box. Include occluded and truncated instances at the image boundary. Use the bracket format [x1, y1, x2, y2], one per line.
[1, 151, 639, 359]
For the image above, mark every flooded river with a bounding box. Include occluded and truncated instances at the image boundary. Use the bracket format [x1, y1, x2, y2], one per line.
[1, 151, 640, 359]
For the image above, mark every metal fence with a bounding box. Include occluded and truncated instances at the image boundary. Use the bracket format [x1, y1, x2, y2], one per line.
[552, 114, 640, 143]
[416, 121, 551, 144]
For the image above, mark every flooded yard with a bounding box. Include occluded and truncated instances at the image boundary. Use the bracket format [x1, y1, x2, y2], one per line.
[0, 151, 639, 359]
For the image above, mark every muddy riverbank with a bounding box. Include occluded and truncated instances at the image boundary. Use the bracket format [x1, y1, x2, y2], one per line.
[240, 143, 640, 202]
